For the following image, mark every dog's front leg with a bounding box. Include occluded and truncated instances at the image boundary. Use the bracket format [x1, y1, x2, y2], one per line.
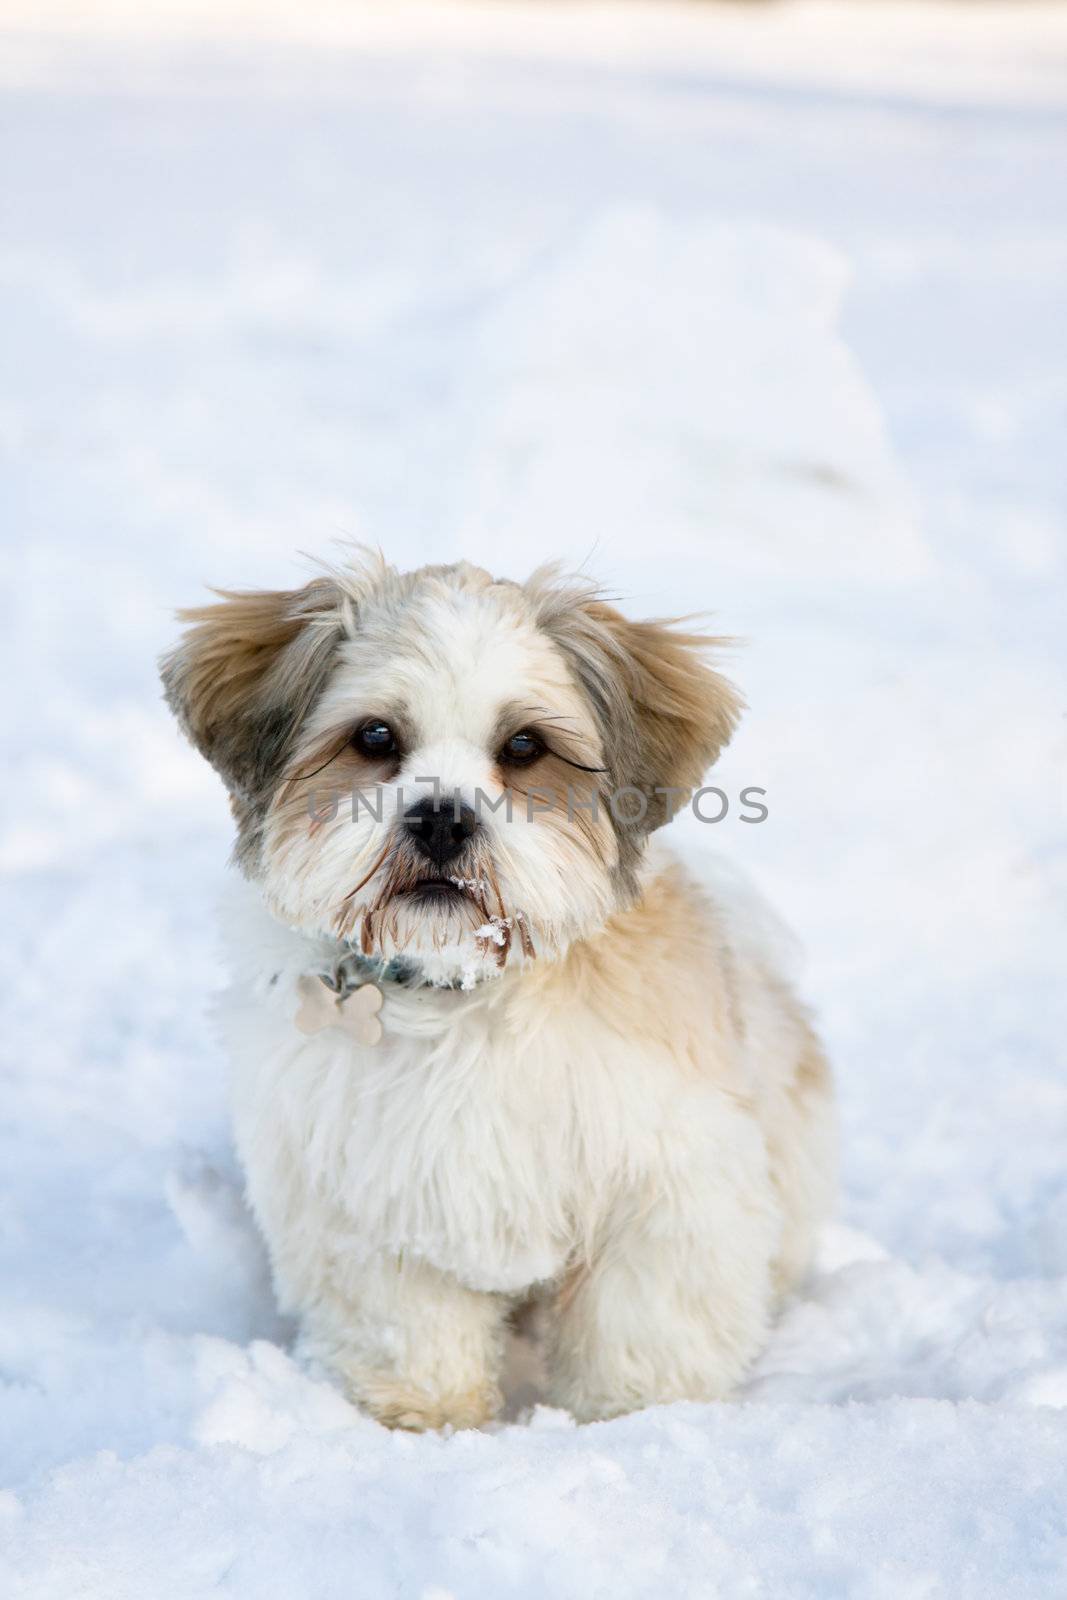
[297, 1252, 507, 1432]
[546, 1099, 782, 1421]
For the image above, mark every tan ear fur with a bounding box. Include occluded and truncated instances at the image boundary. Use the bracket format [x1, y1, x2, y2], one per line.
[159, 577, 343, 805]
[583, 601, 744, 825]
[538, 582, 744, 849]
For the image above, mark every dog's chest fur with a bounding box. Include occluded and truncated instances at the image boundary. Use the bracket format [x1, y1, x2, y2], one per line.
[217, 883, 691, 1296]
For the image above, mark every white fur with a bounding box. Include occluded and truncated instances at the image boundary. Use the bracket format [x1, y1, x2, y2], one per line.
[217, 845, 833, 1425]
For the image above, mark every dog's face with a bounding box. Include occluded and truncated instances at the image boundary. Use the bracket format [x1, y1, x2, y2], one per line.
[161, 559, 741, 982]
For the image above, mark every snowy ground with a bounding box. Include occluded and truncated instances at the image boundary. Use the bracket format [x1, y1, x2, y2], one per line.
[2, 2, 1066, 1595]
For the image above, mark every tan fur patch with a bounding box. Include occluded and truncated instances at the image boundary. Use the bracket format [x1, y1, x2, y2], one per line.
[517, 857, 748, 1087]
[793, 1031, 832, 1099]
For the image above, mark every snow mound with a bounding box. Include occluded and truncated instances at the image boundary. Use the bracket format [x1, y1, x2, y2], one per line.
[452, 210, 925, 584]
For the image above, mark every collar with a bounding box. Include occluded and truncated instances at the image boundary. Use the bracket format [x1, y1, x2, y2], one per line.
[322, 948, 426, 994]
[312, 942, 489, 998]
[292, 941, 487, 1050]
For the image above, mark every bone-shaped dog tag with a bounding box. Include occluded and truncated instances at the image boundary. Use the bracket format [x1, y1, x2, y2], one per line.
[295, 975, 384, 1046]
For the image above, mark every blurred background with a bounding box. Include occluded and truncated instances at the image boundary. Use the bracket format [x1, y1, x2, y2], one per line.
[1, 2, 1066, 1590]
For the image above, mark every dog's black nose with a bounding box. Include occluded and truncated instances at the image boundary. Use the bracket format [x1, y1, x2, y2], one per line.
[405, 795, 479, 869]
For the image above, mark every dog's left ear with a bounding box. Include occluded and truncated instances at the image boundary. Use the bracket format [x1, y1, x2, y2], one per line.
[160, 577, 344, 806]
[553, 599, 744, 831]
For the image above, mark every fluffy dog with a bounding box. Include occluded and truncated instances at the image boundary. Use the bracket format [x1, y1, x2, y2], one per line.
[161, 554, 835, 1429]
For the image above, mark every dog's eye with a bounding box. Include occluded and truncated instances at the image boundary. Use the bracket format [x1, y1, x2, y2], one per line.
[353, 719, 398, 758]
[499, 729, 544, 766]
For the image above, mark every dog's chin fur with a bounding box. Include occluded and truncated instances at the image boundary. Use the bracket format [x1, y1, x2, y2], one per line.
[162, 554, 837, 1428]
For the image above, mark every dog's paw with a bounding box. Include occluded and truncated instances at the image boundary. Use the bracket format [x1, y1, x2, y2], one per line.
[352, 1373, 501, 1432]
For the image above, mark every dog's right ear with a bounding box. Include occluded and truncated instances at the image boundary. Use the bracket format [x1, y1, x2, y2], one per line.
[160, 577, 344, 804]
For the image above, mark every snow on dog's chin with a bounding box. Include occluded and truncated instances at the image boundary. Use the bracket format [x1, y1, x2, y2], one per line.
[370, 891, 521, 989]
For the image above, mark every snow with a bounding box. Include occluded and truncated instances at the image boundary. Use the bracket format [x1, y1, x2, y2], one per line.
[2, 2, 1066, 1594]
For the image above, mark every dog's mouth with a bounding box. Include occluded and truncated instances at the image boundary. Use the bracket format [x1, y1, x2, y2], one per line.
[396, 876, 496, 913]
[336, 858, 535, 968]
[335, 853, 496, 948]
[400, 878, 470, 908]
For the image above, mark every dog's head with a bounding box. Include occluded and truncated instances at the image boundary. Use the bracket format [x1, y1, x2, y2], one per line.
[161, 557, 742, 983]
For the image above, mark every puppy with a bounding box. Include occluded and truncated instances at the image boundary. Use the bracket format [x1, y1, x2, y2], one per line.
[161, 555, 835, 1429]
